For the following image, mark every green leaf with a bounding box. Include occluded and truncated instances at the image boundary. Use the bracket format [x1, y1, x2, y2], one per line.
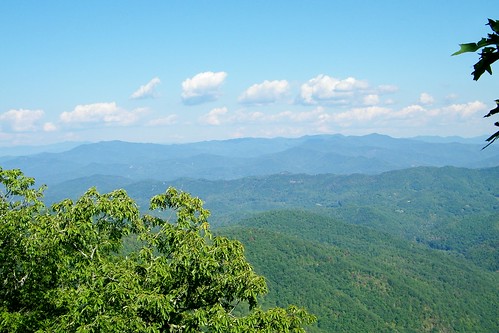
[483, 100, 499, 117]
[482, 129, 499, 149]
[476, 37, 497, 48]
[487, 18, 499, 34]
[452, 42, 480, 56]
[472, 51, 499, 80]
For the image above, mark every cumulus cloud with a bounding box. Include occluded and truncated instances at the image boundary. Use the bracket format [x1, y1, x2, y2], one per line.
[60, 102, 144, 126]
[239, 80, 290, 104]
[130, 77, 161, 99]
[147, 115, 178, 126]
[200, 107, 229, 125]
[181, 71, 227, 105]
[0, 109, 44, 132]
[419, 92, 434, 105]
[299, 75, 369, 105]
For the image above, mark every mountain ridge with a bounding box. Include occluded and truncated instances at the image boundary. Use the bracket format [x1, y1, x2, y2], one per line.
[1, 134, 498, 186]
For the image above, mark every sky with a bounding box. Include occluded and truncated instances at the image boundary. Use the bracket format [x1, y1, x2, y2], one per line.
[1, 1, 498, 146]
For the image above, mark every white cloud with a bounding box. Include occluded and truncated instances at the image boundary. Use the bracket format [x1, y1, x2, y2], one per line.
[363, 94, 380, 106]
[440, 101, 487, 118]
[43, 122, 57, 132]
[299, 75, 369, 105]
[239, 80, 290, 104]
[178, 97, 489, 139]
[419, 92, 434, 105]
[200, 107, 228, 125]
[224, 107, 327, 126]
[272, 107, 327, 123]
[60, 102, 143, 126]
[181, 71, 227, 105]
[130, 77, 161, 99]
[0, 109, 44, 132]
[147, 115, 178, 126]
[397, 104, 426, 117]
[332, 106, 392, 124]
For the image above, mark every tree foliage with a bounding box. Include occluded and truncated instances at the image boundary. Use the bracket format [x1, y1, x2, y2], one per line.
[453, 18, 499, 148]
[0, 167, 315, 332]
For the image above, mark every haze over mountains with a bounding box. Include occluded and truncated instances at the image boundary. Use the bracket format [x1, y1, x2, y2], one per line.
[1, 134, 498, 187]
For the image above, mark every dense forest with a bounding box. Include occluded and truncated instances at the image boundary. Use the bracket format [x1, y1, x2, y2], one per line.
[47, 165, 497, 272]
[221, 210, 498, 332]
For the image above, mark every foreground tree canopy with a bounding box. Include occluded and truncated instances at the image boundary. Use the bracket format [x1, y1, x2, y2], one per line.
[453, 18, 499, 148]
[0, 167, 315, 332]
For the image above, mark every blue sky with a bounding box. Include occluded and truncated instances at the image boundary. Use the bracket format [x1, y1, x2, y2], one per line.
[1, 1, 498, 146]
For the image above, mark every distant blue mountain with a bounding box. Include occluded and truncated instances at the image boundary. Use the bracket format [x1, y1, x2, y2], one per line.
[1, 134, 498, 186]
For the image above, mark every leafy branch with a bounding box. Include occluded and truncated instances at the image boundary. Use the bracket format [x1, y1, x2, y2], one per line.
[453, 19, 499, 148]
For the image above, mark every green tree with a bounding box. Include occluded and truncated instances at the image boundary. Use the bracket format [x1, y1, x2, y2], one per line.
[453, 18, 499, 148]
[0, 167, 315, 332]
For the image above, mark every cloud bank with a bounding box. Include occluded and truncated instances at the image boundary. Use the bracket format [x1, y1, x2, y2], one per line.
[60, 102, 144, 126]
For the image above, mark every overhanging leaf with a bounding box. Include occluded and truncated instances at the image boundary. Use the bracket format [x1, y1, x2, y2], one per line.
[487, 18, 499, 34]
[483, 100, 499, 117]
[472, 50, 499, 80]
[452, 43, 480, 56]
[482, 129, 499, 149]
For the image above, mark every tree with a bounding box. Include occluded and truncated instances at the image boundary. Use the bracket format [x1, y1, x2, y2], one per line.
[452, 18, 499, 148]
[0, 167, 315, 332]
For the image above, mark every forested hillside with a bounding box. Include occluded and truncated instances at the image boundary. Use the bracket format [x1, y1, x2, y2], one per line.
[44, 165, 497, 272]
[220, 210, 499, 332]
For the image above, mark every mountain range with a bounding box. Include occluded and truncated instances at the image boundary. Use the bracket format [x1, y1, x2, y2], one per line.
[1, 134, 498, 187]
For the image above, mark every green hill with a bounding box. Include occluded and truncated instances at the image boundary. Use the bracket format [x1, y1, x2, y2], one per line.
[220, 210, 499, 332]
[106, 166, 496, 271]
[43, 166, 499, 271]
